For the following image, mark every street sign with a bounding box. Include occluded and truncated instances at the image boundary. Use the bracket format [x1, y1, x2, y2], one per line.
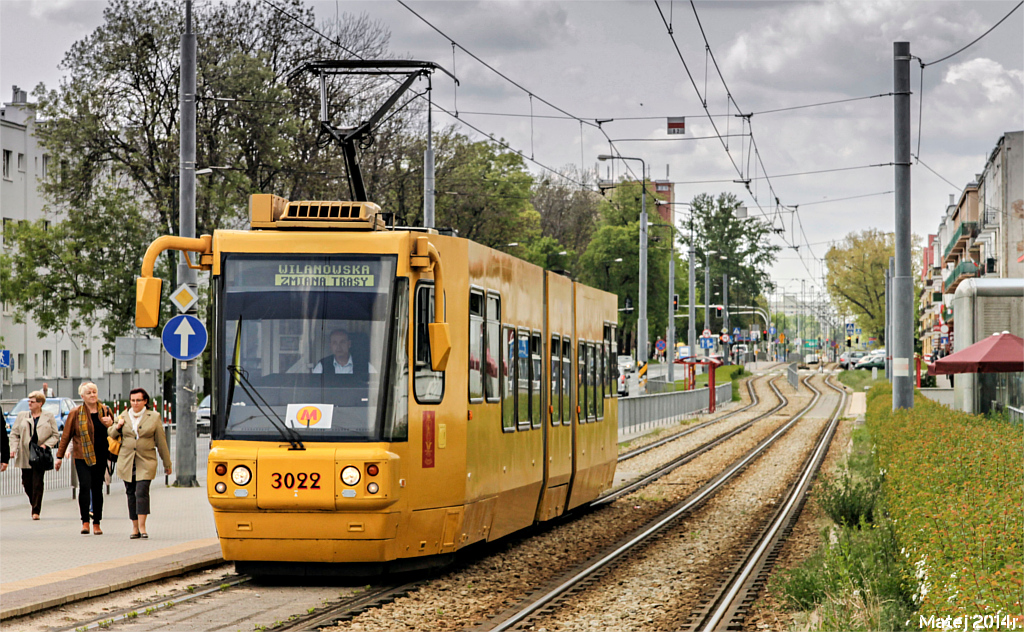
[845, 323, 855, 335]
[720, 334, 731, 343]
[702, 328, 712, 337]
[667, 116, 686, 134]
[162, 314, 208, 361]
[655, 339, 667, 352]
[940, 335, 949, 345]
[732, 327, 741, 336]
[940, 325, 949, 334]
[855, 327, 862, 334]
[169, 283, 200, 313]
[751, 330, 760, 340]
[700, 336, 715, 350]
[769, 326, 776, 336]
[0, 350, 9, 368]
[114, 336, 163, 370]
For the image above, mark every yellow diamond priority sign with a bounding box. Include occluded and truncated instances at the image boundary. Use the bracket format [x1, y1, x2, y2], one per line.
[170, 283, 199, 313]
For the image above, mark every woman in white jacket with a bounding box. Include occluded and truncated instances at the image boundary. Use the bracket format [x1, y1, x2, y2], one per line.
[109, 388, 170, 539]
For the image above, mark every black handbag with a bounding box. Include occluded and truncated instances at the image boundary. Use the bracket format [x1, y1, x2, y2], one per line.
[29, 418, 54, 471]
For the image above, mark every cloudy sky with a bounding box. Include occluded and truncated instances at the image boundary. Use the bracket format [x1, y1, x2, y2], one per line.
[2, 0, 1021, 296]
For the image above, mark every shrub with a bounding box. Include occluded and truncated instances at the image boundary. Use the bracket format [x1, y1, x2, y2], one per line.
[866, 386, 1023, 615]
[817, 468, 879, 527]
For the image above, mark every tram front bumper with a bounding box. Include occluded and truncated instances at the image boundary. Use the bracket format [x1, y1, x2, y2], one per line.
[215, 511, 400, 563]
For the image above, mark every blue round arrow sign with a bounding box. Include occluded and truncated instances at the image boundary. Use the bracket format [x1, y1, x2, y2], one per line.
[162, 314, 208, 361]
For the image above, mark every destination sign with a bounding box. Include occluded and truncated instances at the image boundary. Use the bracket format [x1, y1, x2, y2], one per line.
[226, 256, 394, 293]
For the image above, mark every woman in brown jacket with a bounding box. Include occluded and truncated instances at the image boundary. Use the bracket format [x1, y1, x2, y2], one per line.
[56, 382, 114, 535]
[9, 391, 60, 519]
[110, 388, 171, 539]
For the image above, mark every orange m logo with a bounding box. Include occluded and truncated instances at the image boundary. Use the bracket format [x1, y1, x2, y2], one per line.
[297, 406, 322, 427]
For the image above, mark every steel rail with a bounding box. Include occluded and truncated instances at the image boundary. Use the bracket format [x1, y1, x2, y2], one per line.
[617, 374, 762, 462]
[273, 581, 426, 631]
[694, 374, 846, 631]
[597, 376, 786, 506]
[488, 374, 822, 631]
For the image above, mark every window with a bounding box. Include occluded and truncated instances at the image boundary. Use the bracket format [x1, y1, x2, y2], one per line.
[501, 325, 516, 431]
[17, 153, 25, 172]
[578, 341, 586, 424]
[41, 154, 49, 179]
[383, 279, 409, 441]
[2, 150, 11, 179]
[42, 350, 51, 377]
[517, 330, 531, 428]
[588, 342, 597, 420]
[61, 350, 70, 378]
[414, 283, 444, 404]
[83, 350, 91, 375]
[530, 332, 541, 428]
[551, 335, 561, 425]
[17, 353, 25, 373]
[561, 339, 572, 425]
[485, 294, 500, 402]
[34, 353, 38, 377]
[468, 289, 484, 402]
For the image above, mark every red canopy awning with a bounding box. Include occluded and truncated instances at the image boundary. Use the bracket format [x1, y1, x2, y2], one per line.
[931, 332, 1024, 375]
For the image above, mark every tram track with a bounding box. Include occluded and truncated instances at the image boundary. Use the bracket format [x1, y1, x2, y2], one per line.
[476, 374, 831, 632]
[41, 369, 800, 632]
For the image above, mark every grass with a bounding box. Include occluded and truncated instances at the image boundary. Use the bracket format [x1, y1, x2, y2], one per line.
[836, 369, 886, 393]
[771, 421, 917, 630]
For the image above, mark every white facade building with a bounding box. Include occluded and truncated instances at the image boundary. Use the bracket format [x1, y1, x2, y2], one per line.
[1, 86, 132, 401]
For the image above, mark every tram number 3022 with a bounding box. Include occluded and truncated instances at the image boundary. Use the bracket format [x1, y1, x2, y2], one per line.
[270, 472, 321, 489]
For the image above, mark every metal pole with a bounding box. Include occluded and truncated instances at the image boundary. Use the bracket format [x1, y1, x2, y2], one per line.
[723, 273, 730, 362]
[893, 41, 914, 409]
[667, 225, 675, 383]
[424, 76, 435, 229]
[687, 221, 696, 376]
[174, 0, 198, 487]
[887, 257, 895, 380]
[703, 254, 710, 358]
[638, 162, 648, 371]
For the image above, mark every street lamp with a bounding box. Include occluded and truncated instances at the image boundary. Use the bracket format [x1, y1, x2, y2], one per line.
[598, 154, 648, 369]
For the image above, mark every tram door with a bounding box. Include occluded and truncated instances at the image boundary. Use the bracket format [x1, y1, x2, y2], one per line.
[535, 271, 574, 521]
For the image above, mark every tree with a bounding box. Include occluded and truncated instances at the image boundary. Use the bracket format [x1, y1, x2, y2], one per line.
[690, 192, 780, 333]
[825, 229, 893, 342]
[530, 167, 602, 262]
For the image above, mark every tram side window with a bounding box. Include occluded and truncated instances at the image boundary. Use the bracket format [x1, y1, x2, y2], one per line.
[469, 290, 484, 403]
[531, 332, 542, 428]
[383, 278, 409, 441]
[501, 325, 516, 432]
[610, 325, 617, 397]
[551, 335, 561, 426]
[485, 295, 501, 403]
[414, 284, 444, 403]
[603, 325, 612, 398]
[578, 341, 587, 424]
[589, 340, 598, 419]
[517, 330, 531, 429]
[561, 339, 572, 425]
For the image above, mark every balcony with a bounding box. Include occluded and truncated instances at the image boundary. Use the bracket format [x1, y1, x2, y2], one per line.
[942, 221, 977, 264]
[944, 260, 980, 293]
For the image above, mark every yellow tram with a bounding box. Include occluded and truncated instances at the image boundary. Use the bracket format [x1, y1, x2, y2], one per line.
[135, 194, 619, 573]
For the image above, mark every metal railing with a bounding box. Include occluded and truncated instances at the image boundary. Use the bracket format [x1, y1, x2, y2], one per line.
[1, 433, 211, 499]
[619, 381, 732, 436]
[787, 363, 799, 390]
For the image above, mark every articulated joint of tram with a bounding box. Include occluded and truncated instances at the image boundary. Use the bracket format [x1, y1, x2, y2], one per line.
[135, 234, 214, 329]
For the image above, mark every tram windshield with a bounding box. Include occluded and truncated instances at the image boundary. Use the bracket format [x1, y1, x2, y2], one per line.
[216, 254, 400, 442]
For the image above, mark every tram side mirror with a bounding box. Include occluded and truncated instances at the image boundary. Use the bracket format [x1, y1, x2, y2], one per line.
[136, 276, 163, 328]
[428, 322, 451, 372]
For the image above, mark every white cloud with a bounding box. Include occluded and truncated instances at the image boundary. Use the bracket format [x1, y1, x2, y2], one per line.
[944, 57, 1024, 102]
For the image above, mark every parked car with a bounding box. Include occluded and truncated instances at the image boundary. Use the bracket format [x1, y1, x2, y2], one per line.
[617, 355, 636, 374]
[855, 350, 886, 370]
[839, 351, 867, 370]
[197, 395, 211, 436]
[617, 368, 629, 396]
[4, 397, 76, 433]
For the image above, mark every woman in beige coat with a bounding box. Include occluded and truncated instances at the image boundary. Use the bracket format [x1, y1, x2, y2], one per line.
[10, 391, 60, 519]
[110, 388, 170, 539]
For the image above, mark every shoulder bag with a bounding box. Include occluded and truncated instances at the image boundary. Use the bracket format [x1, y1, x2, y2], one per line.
[29, 418, 54, 471]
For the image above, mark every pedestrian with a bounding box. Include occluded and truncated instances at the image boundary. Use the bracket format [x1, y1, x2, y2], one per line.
[1, 405, 10, 472]
[9, 391, 59, 519]
[56, 382, 114, 535]
[42, 382, 53, 397]
[110, 388, 170, 539]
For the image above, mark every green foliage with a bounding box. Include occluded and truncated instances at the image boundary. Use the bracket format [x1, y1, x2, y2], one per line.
[0, 186, 155, 346]
[817, 468, 879, 527]
[866, 386, 1023, 615]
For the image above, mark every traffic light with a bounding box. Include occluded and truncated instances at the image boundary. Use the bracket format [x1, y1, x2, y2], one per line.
[846, 337, 852, 348]
[716, 306, 723, 317]
[673, 294, 679, 312]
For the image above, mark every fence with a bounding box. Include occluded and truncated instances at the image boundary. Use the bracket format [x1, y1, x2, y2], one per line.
[787, 362, 799, 390]
[619, 381, 732, 437]
[1, 432, 210, 499]
[1008, 406, 1023, 425]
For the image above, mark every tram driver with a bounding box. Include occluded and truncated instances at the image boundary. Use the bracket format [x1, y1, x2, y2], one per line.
[312, 328, 377, 375]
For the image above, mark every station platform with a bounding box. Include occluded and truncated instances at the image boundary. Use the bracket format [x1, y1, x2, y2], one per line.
[0, 471, 219, 620]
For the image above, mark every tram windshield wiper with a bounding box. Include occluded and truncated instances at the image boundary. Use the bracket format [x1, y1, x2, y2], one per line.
[227, 364, 305, 451]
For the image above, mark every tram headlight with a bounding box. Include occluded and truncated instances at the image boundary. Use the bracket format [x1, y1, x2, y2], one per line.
[215, 482, 227, 494]
[231, 465, 252, 486]
[367, 482, 379, 494]
[341, 465, 361, 486]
